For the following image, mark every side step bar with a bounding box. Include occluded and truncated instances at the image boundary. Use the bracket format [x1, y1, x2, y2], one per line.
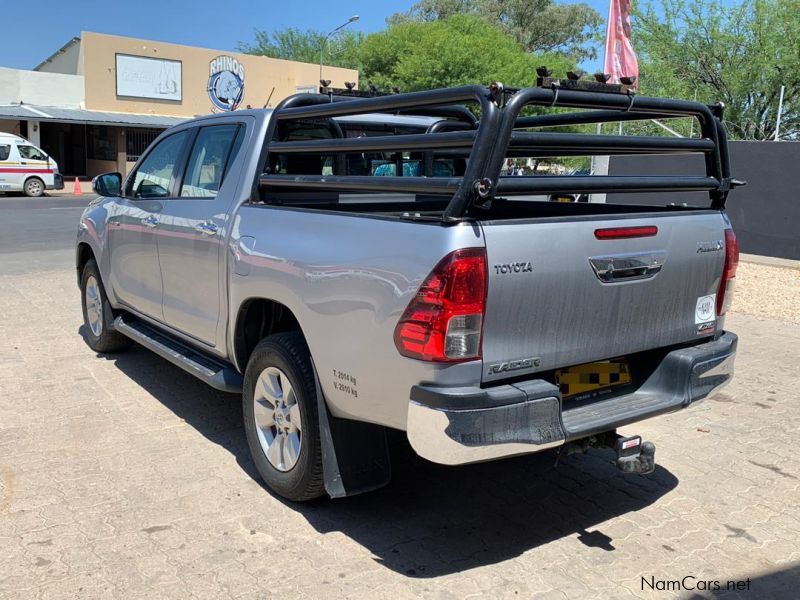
[113, 315, 243, 393]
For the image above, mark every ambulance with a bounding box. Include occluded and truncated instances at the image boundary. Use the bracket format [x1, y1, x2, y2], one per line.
[0, 133, 64, 196]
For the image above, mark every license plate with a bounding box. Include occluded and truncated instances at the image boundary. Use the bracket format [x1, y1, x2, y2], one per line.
[554, 359, 631, 398]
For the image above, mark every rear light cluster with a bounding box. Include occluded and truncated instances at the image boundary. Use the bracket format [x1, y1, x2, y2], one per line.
[716, 227, 739, 316]
[394, 248, 487, 362]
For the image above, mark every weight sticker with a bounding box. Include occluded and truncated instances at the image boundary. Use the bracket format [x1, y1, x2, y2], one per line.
[695, 294, 716, 324]
[332, 369, 358, 398]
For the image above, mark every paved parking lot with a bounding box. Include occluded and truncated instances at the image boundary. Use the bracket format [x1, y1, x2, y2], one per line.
[1, 199, 798, 599]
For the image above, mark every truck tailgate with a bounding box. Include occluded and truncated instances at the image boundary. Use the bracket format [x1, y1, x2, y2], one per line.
[480, 211, 727, 383]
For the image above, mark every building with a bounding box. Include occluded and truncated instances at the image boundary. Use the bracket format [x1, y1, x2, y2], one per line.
[0, 32, 358, 178]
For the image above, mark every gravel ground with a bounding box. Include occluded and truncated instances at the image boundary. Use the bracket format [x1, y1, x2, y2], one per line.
[732, 260, 800, 324]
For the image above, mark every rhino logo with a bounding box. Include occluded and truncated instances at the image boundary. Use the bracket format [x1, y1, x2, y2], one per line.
[208, 55, 245, 111]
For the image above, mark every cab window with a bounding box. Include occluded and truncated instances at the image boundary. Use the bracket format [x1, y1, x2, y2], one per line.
[180, 124, 242, 198]
[128, 131, 189, 198]
[17, 145, 47, 160]
[0, 145, 10, 161]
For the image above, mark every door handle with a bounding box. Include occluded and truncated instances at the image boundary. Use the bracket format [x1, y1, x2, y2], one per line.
[588, 251, 667, 283]
[142, 215, 158, 228]
[195, 221, 219, 235]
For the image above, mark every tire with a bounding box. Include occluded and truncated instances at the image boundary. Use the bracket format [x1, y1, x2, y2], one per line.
[243, 332, 325, 501]
[80, 259, 132, 353]
[24, 177, 45, 197]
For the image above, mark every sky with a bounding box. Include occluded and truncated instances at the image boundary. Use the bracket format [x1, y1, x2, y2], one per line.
[1, 0, 611, 71]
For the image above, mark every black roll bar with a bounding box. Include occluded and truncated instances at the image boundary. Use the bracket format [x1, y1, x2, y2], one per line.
[468, 86, 726, 221]
[259, 85, 500, 218]
[257, 84, 734, 221]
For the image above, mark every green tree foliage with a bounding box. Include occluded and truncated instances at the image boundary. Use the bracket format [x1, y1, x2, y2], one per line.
[360, 14, 572, 92]
[634, 0, 800, 140]
[238, 27, 364, 72]
[388, 0, 603, 60]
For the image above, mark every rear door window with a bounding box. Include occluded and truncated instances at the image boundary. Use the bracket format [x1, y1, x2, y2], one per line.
[179, 124, 241, 198]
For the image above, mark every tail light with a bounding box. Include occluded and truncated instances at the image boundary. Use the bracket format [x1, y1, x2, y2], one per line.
[394, 248, 487, 362]
[716, 228, 739, 316]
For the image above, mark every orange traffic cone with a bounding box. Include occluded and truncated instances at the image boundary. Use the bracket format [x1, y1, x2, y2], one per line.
[73, 177, 83, 196]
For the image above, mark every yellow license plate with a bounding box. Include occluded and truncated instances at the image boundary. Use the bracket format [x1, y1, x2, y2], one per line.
[554, 359, 631, 398]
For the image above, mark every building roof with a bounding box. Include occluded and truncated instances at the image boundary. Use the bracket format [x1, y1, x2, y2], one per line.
[0, 103, 186, 128]
[33, 37, 81, 72]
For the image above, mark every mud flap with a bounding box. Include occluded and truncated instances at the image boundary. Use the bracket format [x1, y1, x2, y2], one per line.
[311, 359, 391, 498]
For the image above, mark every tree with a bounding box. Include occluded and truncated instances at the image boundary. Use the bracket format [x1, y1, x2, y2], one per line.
[238, 27, 364, 72]
[634, 0, 800, 140]
[388, 0, 603, 61]
[359, 14, 573, 92]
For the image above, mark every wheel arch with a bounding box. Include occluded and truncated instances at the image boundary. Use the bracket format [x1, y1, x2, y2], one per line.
[76, 242, 95, 286]
[233, 297, 303, 372]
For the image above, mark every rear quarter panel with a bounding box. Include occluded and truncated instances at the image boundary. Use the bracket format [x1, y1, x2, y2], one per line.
[228, 207, 484, 430]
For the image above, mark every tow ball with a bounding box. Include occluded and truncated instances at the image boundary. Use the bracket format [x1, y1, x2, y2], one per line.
[558, 432, 656, 475]
[614, 435, 656, 475]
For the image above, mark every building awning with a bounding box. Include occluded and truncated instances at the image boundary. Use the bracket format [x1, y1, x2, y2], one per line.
[0, 103, 186, 128]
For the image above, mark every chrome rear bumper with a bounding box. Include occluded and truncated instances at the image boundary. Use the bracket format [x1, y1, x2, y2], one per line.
[407, 332, 737, 465]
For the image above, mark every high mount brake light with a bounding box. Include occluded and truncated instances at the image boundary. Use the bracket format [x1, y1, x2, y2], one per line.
[394, 248, 487, 362]
[594, 226, 658, 240]
[717, 228, 739, 316]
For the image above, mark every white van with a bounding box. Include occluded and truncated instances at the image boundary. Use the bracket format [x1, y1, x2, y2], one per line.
[0, 133, 64, 196]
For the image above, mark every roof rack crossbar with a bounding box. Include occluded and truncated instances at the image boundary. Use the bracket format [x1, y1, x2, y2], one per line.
[495, 175, 720, 195]
[267, 130, 477, 154]
[514, 110, 692, 129]
[259, 174, 463, 195]
[265, 131, 712, 156]
[508, 132, 714, 153]
[274, 86, 490, 121]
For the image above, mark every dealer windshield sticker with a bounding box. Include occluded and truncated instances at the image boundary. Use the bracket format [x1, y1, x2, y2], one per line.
[695, 294, 716, 324]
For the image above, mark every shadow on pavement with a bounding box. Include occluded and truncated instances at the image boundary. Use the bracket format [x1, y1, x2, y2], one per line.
[100, 336, 679, 578]
[685, 562, 800, 600]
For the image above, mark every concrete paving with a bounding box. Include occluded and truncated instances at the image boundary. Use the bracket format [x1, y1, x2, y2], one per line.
[0, 215, 798, 598]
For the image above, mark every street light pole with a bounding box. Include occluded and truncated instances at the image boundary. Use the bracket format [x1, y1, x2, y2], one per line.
[320, 15, 359, 86]
[774, 85, 785, 141]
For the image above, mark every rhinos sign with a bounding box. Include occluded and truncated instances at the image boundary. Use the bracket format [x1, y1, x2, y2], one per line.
[208, 55, 245, 111]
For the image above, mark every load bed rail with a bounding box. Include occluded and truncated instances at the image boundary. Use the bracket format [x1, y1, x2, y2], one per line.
[256, 80, 737, 221]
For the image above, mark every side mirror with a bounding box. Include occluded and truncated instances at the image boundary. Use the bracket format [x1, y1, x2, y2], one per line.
[92, 172, 122, 197]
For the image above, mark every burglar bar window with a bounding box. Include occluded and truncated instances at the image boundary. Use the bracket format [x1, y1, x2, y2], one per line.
[126, 128, 164, 162]
[87, 126, 116, 161]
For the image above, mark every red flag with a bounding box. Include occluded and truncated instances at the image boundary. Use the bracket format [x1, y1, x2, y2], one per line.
[603, 0, 639, 86]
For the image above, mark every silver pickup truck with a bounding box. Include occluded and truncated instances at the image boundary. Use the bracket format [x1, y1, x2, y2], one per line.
[77, 82, 739, 501]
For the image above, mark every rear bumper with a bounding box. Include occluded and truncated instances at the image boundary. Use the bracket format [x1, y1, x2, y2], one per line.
[407, 332, 737, 465]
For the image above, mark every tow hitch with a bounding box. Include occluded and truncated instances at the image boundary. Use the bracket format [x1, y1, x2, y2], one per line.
[558, 432, 656, 475]
[614, 435, 656, 475]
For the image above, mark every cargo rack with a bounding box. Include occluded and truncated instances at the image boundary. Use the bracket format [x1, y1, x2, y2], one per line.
[256, 78, 741, 222]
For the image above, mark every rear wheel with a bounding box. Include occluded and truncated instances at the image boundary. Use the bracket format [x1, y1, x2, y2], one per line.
[24, 177, 45, 197]
[80, 259, 131, 353]
[243, 332, 325, 501]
